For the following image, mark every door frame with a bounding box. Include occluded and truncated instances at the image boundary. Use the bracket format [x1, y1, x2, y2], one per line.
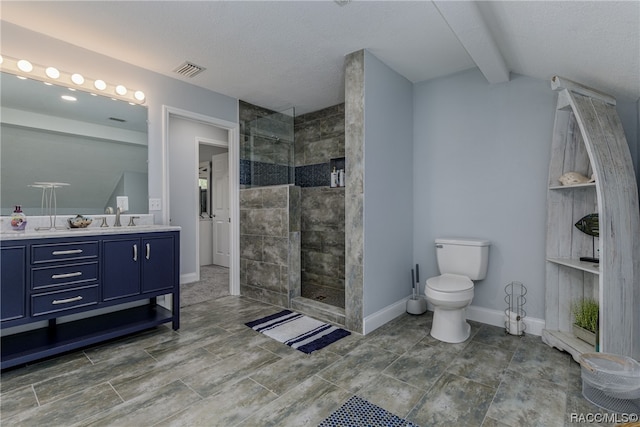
[162, 105, 240, 296]
[195, 137, 228, 270]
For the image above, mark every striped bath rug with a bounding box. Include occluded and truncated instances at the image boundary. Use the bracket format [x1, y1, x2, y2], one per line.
[245, 309, 350, 354]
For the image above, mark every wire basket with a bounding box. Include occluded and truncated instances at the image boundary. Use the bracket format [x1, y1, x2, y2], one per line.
[579, 352, 640, 413]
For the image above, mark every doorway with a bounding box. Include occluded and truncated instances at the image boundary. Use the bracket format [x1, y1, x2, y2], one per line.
[164, 106, 240, 300]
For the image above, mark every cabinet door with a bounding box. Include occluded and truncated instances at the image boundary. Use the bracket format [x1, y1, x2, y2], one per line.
[141, 236, 175, 293]
[1, 245, 27, 322]
[103, 238, 140, 301]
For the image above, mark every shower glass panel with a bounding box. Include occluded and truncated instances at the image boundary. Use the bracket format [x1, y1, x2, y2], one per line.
[244, 107, 295, 187]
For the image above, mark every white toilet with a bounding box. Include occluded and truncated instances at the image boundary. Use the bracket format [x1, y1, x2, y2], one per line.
[425, 238, 490, 343]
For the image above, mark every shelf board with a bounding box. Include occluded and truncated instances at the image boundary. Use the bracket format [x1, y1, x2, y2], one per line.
[1, 305, 174, 370]
[547, 257, 600, 274]
[548, 182, 596, 190]
[542, 329, 595, 363]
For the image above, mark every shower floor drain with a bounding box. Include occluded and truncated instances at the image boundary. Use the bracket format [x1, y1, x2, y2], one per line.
[315, 295, 327, 301]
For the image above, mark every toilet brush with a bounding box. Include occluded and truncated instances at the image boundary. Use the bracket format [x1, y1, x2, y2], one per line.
[407, 264, 427, 315]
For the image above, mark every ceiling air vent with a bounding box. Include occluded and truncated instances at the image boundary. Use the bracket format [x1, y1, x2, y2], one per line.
[173, 61, 206, 78]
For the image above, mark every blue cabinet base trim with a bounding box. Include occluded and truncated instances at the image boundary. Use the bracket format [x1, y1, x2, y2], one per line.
[1, 304, 175, 370]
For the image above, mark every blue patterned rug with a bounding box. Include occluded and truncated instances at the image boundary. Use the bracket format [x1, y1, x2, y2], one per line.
[319, 396, 419, 427]
[245, 309, 350, 354]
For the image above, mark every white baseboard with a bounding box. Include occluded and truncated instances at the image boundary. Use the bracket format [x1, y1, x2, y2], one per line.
[363, 297, 411, 335]
[466, 305, 545, 336]
[180, 272, 198, 285]
[362, 297, 545, 336]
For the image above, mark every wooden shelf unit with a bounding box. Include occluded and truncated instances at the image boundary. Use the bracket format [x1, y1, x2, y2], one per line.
[542, 77, 640, 362]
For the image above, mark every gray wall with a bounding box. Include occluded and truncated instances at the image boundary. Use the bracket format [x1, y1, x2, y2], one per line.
[362, 51, 414, 317]
[412, 68, 639, 319]
[168, 116, 228, 279]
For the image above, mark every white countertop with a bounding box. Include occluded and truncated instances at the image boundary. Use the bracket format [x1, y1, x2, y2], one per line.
[0, 215, 180, 241]
[1, 225, 180, 241]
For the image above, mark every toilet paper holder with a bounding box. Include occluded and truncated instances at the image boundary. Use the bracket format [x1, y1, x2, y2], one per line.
[504, 281, 527, 336]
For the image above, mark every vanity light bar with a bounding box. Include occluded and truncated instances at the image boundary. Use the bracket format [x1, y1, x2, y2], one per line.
[0, 54, 145, 105]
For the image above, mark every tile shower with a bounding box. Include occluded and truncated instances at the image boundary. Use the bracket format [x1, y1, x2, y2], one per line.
[239, 101, 346, 319]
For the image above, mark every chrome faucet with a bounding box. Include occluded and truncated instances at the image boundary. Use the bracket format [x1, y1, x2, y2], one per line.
[114, 207, 122, 227]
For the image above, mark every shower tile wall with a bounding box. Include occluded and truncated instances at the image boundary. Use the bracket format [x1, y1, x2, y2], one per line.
[240, 185, 301, 307]
[294, 104, 346, 308]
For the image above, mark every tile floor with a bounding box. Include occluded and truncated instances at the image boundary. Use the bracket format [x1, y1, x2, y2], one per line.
[0, 295, 617, 426]
[180, 265, 230, 308]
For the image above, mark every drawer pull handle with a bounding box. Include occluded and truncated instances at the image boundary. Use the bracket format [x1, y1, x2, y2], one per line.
[51, 272, 82, 280]
[52, 249, 83, 256]
[133, 244, 138, 261]
[146, 243, 151, 260]
[52, 296, 83, 305]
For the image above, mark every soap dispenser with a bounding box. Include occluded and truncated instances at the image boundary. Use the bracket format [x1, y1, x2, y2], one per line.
[330, 167, 338, 188]
[10, 205, 27, 231]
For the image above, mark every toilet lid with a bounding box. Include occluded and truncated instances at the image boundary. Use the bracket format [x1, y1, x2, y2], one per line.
[427, 274, 473, 292]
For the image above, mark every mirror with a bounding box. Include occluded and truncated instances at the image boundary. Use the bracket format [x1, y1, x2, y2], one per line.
[0, 72, 148, 216]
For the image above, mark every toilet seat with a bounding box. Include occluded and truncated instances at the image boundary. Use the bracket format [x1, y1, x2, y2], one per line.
[426, 273, 473, 293]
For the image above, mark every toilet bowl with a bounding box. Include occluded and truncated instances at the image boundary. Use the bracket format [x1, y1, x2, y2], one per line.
[425, 274, 474, 343]
[425, 238, 490, 343]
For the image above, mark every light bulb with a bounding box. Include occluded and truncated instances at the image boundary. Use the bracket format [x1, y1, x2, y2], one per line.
[94, 79, 107, 91]
[115, 85, 127, 96]
[45, 67, 60, 79]
[134, 90, 145, 101]
[71, 73, 84, 85]
[0, 56, 4, 64]
[17, 59, 33, 73]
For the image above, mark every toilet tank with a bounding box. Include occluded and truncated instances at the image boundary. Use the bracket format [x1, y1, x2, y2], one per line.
[435, 238, 490, 280]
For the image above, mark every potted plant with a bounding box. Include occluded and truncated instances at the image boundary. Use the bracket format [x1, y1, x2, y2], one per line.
[572, 298, 599, 346]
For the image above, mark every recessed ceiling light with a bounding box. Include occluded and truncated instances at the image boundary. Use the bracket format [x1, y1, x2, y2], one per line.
[61, 95, 77, 101]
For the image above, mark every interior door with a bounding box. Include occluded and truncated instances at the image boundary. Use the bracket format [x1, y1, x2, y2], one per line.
[212, 152, 230, 267]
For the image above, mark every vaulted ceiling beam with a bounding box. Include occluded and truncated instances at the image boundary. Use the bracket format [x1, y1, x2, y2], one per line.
[433, 1, 509, 84]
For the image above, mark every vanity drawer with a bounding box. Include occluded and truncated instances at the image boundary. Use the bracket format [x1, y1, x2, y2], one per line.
[32, 241, 99, 264]
[31, 285, 99, 317]
[32, 261, 98, 290]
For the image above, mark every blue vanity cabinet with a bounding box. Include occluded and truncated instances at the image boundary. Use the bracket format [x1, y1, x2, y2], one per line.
[102, 237, 141, 301]
[102, 233, 176, 301]
[1, 229, 180, 370]
[140, 235, 175, 293]
[0, 244, 27, 322]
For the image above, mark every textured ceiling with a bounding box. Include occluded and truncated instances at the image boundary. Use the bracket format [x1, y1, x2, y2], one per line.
[1, 1, 638, 114]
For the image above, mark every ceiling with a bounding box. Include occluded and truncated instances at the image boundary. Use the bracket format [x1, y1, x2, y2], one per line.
[1, 1, 638, 115]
